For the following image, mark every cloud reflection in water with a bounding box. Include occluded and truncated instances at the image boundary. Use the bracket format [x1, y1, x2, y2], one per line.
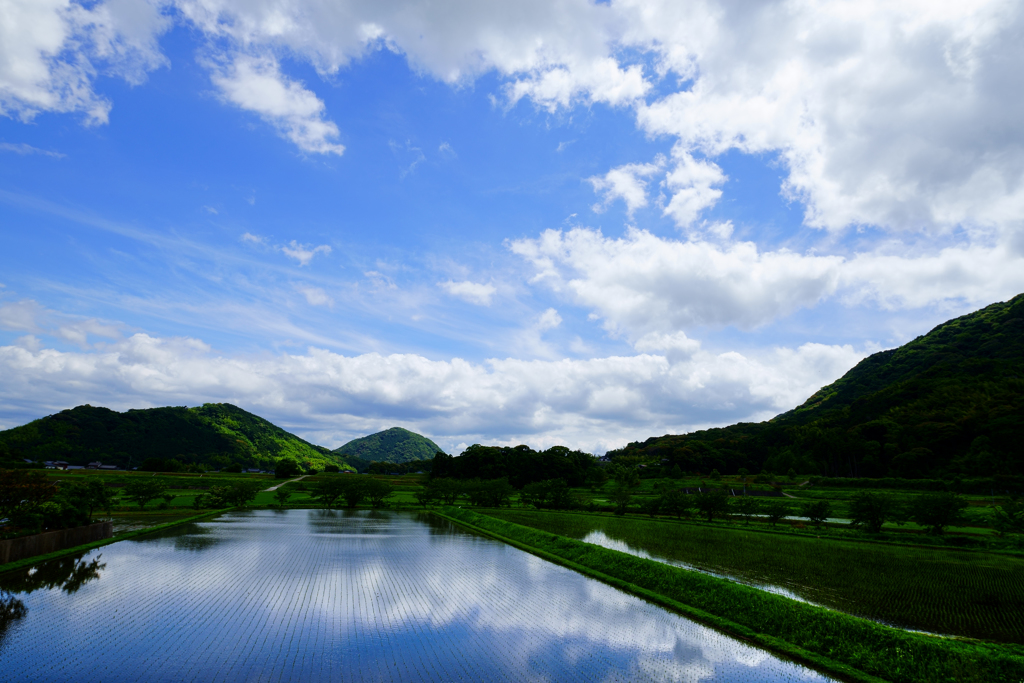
[0, 510, 834, 682]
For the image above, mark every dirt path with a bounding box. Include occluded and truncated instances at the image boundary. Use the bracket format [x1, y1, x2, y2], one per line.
[264, 475, 307, 492]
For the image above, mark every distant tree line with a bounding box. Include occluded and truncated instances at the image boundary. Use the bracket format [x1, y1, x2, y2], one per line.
[0, 470, 112, 535]
[308, 477, 394, 510]
[430, 444, 599, 488]
[366, 459, 432, 475]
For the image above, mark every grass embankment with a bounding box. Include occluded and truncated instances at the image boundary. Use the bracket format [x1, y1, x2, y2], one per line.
[485, 509, 1024, 644]
[0, 509, 231, 574]
[437, 507, 1024, 683]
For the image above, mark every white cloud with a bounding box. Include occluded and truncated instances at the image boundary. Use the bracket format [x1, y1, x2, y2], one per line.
[629, 0, 1024, 237]
[363, 270, 397, 291]
[177, 0, 645, 109]
[388, 139, 425, 177]
[298, 286, 333, 307]
[505, 56, 648, 111]
[14, 335, 41, 352]
[589, 157, 664, 216]
[11, 1, 1022, 238]
[537, 307, 562, 330]
[439, 280, 496, 306]
[241, 231, 264, 244]
[0, 0, 167, 125]
[0, 142, 65, 158]
[280, 240, 331, 266]
[209, 53, 345, 155]
[510, 227, 842, 336]
[0, 300, 44, 333]
[0, 299, 122, 346]
[513, 227, 1024, 335]
[633, 331, 700, 362]
[0, 331, 864, 454]
[662, 150, 727, 229]
[841, 241, 1024, 310]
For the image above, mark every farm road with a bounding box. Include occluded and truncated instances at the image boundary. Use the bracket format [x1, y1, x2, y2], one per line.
[264, 475, 307, 492]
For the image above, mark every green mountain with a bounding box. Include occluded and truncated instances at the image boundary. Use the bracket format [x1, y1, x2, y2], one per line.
[0, 403, 353, 472]
[608, 294, 1024, 479]
[333, 427, 441, 464]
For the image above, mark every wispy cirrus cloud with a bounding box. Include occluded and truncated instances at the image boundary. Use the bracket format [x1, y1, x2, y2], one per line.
[297, 286, 334, 307]
[0, 142, 65, 158]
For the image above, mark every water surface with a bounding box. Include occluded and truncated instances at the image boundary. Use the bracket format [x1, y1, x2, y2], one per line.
[1, 510, 834, 682]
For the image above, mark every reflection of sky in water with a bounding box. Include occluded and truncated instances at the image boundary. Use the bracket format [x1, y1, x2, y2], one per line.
[580, 530, 813, 603]
[0, 510, 835, 682]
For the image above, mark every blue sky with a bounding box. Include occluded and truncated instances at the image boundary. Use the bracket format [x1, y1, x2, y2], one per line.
[2, 1, 1023, 453]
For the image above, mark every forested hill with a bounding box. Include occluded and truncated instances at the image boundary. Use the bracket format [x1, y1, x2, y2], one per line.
[0, 403, 353, 472]
[609, 294, 1024, 480]
[333, 427, 441, 464]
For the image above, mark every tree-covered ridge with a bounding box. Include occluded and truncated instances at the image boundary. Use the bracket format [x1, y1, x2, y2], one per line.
[332, 427, 442, 464]
[0, 403, 352, 472]
[609, 294, 1024, 480]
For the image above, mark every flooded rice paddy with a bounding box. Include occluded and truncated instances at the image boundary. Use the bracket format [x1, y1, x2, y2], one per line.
[0, 510, 834, 682]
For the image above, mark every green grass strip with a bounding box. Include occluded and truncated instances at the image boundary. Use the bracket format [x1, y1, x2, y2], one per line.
[436, 507, 1024, 683]
[0, 508, 233, 574]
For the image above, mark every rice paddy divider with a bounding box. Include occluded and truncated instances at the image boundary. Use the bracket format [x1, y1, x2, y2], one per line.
[0, 508, 233, 574]
[434, 507, 1024, 683]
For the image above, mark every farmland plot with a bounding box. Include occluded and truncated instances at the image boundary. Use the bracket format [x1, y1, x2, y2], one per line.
[0, 510, 834, 683]
[486, 510, 1024, 644]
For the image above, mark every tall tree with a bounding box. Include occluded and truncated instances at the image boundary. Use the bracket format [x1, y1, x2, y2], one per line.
[123, 479, 168, 511]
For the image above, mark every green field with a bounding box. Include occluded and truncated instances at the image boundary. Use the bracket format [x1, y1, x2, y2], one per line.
[442, 507, 1024, 683]
[483, 508, 1024, 644]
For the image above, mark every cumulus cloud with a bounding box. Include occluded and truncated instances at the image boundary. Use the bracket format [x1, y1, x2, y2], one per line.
[841, 241, 1024, 310]
[510, 227, 843, 336]
[537, 308, 562, 330]
[177, 0, 646, 109]
[13, 0, 1024, 236]
[589, 157, 664, 216]
[0, 0, 167, 124]
[208, 54, 345, 155]
[662, 150, 727, 229]
[439, 280, 496, 306]
[0, 332, 864, 453]
[630, 0, 1024, 236]
[513, 227, 1024, 335]
[633, 331, 701, 362]
[280, 240, 331, 266]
